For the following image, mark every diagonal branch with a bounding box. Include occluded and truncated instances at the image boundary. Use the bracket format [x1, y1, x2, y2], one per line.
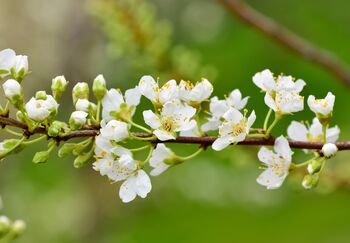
[218, 0, 350, 87]
[1, 115, 350, 150]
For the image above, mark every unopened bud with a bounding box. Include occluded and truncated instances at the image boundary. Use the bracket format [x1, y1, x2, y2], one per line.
[92, 74, 107, 101]
[302, 173, 319, 189]
[307, 159, 324, 174]
[0, 216, 11, 235]
[35, 90, 47, 100]
[75, 99, 90, 112]
[48, 121, 68, 137]
[32, 151, 50, 164]
[58, 143, 77, 158]
[51, 75, 68, 100]
[11, 55, 29, 81]
[74, 151, 93, 168]
[2, 79, 22, 107]
[72, 82, 89, 104]
[11, 220, 26, 237]
[69, 111, 88, 130]
[322, 143, 338, 158]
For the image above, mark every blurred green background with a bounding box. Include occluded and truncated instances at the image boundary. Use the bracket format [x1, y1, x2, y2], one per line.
[1, 0, 350, 242]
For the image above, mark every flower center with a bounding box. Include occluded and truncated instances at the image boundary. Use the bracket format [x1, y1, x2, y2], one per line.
[163, 117, 174, 132]
[231, 120, 246, 136]
[307, 133, 323, 142]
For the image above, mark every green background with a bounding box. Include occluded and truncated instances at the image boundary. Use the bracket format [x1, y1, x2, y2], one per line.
[1, 0, 350, 242]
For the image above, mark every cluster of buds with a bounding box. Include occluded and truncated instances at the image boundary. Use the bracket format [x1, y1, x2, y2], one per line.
[0, 49, 343, 206]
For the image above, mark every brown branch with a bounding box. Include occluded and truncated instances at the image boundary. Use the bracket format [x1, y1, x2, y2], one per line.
[1, 115, 350, 150]
[218, 0, 350, 87]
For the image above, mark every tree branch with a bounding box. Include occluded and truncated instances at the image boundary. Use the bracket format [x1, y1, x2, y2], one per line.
[1, 115, 350, 150]
[218, 0, 350, 87]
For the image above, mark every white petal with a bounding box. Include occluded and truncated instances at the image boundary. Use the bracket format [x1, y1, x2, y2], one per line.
[201, 118, 221, 132]
[143, 110, 161, 129]
[159, 79, 178, 104]
[252, 69, 275, 91]
[125, 86, 141, 107]
[294, 79, 306, 93]
[135, 170, 152, 198]
[222, 108, 243, 123]
[138, 75, 158, 103]
[256, 168, 287, 189]
[149, 144, 172, 176]
[119, 176, 137, 203]
[247, 110, 256, 129]
[257, 147, 275, 165]
[287, 121, 308, 141]
[153, 129, 175, 141]
[326, 126, 340, 143]
[274, 136, 292, 162]
[212, 136, 231, 151]
[264, 93, 277, 111]
[210, 96, 229, 117]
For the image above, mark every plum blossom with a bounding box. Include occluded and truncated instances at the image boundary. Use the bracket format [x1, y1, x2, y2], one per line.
[99, 120, 129, 142]
[143, 99, 196, 141]
[264, 90, 304, 115]
[307, 92, 335, 118]
[256, 136, 293, 189]
[287, 118, 339, 144]
[11, 55, 29, 79]
[212, 108, 256, 151]
[0, 49, 16, 78]
[25, 95, 58, 122]
[138, 75, 178, 106]
[69, 111, 88, 130]
[102, 87, 141, 121]
[2, 79, 22, 101]
[179, 79, 213, 105]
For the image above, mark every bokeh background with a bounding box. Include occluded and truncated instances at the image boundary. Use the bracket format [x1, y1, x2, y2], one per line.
[1, 0, 350, 242]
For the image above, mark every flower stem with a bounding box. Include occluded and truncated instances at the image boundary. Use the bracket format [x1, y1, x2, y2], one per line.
[141, 146, 154, 166]
[4, 127, 23, 137]
[129, 145, 151, 152]
[127, 120, 152, 134]
[322, 124, 328, 143]
[265, 115, 281, 138]
[130, 134, 156, 141]
[96, 100, 102, 122]
[22, 135, 47, 145]
[263, 108, 272, 131]
[247, 133, 266, 138]
[178, 148, 203, 161]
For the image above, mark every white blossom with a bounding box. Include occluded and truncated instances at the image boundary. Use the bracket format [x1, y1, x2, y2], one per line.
[25, 95, 58, 121]
[149, 144, 175, 176]
[119, 169, 152, 203]
[75, 99, 90, 112]
[179, 79, 213, 104]
[287, 118, 339, 144]
[102, 87, 141, 121]
[12, 55, 28, 78]
[212, 108, 256, 151]
[226, 89, 249, 110]
[0, 49, 16, 78]
[100, 120, 129, 142]
[307, 92, 335, 117]
[143, 99, 196, 141]
[70, 111, 88, 126]
[264, 90, 304, 115]
[322, 143, 338, 158]
[2, 79, 22, 100]
[138, 75, 178, 105]
[257, 136, 293, 189]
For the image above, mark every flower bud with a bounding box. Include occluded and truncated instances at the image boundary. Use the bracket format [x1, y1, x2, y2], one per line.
[2, 79, 23, 107]
[75, 99, 90, 112]
[74, 151, 93, 168]
[0, 48, 16, 79]
[0, 139, 24, 158]
[92, 74, 107, 101]
[72, 82, 89, 104]
[48, 121, 68, 137]
[33, 151, 50, 164]
[69, 111, 88, 130]
[302, 173, 319, 189]
[11, 55, 28, 80]
[35, 90, 47, 100]
[0, 216, 10, 236]
[51, 75, 68, 100]
[11, 220, 26, 237]
[307, 158, 324, 174]
[322, 143, 338, 158]
[58, 143, 77, 158]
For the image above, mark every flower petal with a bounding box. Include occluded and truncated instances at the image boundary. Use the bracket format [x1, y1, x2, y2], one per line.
[212, 136, 231, 151]
[143, 110, 161, 129]
[287, 121, 308, 141]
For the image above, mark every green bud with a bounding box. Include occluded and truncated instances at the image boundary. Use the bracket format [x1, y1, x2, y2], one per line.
[72, 82, 89, 104]
[0, 139, 24, 158]
[307, 158, 324, 174]
[32, 151, 50, 164]
[0, 216, 11, 236]
[48, 121, 69, 137]
[51, 75, 68, 100]
[164, 156, 182, 165]
[10, 220, 26, 238]
[302, 173, 319, 189]
[92, 74, 107, 101]
[35, 90, 47, 100]
[58, 143, 77, 158]
[16, 111, 26, 123]
[74, 150, 93, 168]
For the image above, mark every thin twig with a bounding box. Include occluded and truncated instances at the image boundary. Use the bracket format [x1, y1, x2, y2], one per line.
[1, 115, 350, 150]
[218, 0, 350, 87]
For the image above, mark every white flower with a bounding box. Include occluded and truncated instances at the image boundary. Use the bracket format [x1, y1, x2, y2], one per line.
[75, 99, 90, 112]
[287, 118, 339, 144]
[253, 69, 305, 93]
[143, 100, 196, 141]
[70, 111, 88, 127]
[322, 143, 338, 158]
[138, 75, 178, 106]
[256, 136, 293, 189]
[307, 92, 335, 117]
[202, 96, 228, 132]
[25, 95, 58, 121]
[102, 87, 141, 121]
[179, 79, 213, 104]
[264, 90, 304, 115]
[226, 89, 249, 110]
[149, 144, 175, 176]
[119, 169, 152, 203]
[12, 55, 28, 78]
[2, 79, 22, 100]
[100, 120, 129, 142]
[0, 48, 16, 78]
[212, 108, 256, 151]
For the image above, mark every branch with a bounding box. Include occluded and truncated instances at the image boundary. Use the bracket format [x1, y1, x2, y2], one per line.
[1, 115, 350, 150]
[218, 0, 350, 87]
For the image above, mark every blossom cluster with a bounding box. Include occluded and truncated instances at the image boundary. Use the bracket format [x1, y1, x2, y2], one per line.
[0, 49, 342, 203]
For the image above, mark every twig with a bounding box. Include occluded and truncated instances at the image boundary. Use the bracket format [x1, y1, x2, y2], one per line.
[218, 0, 350, 87]
[1, 115, 350, 150]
